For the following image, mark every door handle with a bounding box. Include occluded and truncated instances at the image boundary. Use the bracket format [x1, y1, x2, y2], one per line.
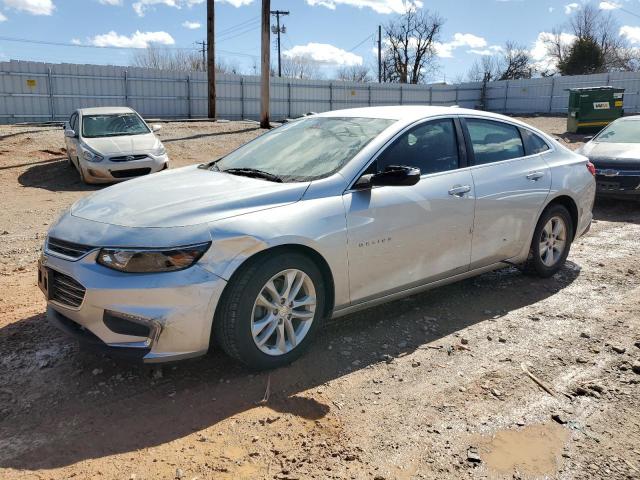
[526, 171, 544, 181]
[448, 185, 471, 197]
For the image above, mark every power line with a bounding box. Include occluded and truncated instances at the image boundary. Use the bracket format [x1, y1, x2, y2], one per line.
[348, 32, 375, 53]
[0, 35, 196, 50]
[217, 16, 260, 36]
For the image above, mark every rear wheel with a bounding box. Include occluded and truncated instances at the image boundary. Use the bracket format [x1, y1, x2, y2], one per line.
[214, 252, 326, 370]
[524, 204, 573, 278]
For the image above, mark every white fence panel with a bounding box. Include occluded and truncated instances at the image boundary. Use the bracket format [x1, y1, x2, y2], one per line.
[3, 59, 640, 124]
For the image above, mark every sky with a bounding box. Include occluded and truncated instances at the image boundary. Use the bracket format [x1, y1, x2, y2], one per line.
[1, 0, 640, 82]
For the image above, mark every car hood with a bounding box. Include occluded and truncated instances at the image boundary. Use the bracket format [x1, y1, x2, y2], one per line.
[82, 133, 159, 156]
[71, 165, 310, 228]
[579, 142, 640, 166]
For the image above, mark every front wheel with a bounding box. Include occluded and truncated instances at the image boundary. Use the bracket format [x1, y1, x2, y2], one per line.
[524, 204, 573, 278]
[213, 252, 326, 370]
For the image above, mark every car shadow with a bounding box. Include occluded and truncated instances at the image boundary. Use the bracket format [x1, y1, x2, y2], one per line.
[594, 197, 640, 224]
[17, 158, 103, 192]
[162, 126, 262, 144]
[0, 262, 581, 470]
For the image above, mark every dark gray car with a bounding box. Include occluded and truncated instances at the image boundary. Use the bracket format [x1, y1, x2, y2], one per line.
[578, 116, 640, 198]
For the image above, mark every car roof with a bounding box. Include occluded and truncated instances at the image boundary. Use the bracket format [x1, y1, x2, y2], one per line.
[77, 106, 136, 116]
[316, 105, 527, 125]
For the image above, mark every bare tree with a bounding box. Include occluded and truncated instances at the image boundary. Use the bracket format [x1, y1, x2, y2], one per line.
[280, 56, 322, 80]
[466, 56, 499, 82]
[383, 6, 444, 84]
[131, 46, 240, 73]
[498, 42, 535, 80]
[465, 42, 534, 82]
[335, 65, 372, 82]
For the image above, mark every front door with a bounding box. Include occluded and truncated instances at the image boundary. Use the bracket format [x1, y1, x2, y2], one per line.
[344, 117, 476, 304]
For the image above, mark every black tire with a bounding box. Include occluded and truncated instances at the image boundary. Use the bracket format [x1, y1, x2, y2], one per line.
[213, 251, 326, 370]
[523, 204, 573, 278]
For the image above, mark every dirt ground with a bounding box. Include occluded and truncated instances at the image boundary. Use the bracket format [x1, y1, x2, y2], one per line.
[0, 115, 639, 480]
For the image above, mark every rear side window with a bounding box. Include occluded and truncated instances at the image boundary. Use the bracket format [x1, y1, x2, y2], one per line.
[466, 119, 525, 165]
[377, 118, 460, 175]
[520, 128, 550, 155]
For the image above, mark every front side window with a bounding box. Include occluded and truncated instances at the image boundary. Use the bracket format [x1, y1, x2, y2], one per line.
[213, 116, 395, 182]
[594, 120, 640, 143]
[377, 118, 460, 175]
[466, 119, 525, 165]
[69, 113, 78, 132]
[82, 113, 150, 138]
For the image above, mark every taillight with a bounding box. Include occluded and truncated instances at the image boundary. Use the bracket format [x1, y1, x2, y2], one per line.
[586, 161, 596, 176]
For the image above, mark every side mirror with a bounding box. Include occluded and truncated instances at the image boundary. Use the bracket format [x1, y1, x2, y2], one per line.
[152, 124, 162, 132]
[371, 165, 421, 187]
[64, 128, 77, 138]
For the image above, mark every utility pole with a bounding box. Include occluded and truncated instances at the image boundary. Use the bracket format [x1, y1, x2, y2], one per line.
[260, 0, 271, 128]
[207, 0, 216, 119]
[196, 41, 206, 71]
[270, 10, 289, 77]
[377, 25, 382, 83]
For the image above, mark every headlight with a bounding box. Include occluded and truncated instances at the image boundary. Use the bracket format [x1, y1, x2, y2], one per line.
[152, 143, 166, 156]
[82, 146, 104, 163]
[97, 242, 210, 273]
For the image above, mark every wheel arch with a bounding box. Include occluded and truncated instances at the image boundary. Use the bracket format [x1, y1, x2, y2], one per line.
[543, 194, 579, 239]
[218, 243, 336, 320]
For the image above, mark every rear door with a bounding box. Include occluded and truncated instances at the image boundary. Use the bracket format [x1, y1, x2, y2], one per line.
[462, 117, 551, 268]
[343, 117, 476, 303]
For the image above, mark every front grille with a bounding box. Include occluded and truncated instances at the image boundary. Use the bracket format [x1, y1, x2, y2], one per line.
[47, 237, 94, 259]
[596, 175, 640, 190]
[111, 168, 151, 178]
[50, 270, 86, 308]
[109, 154, 148, 162]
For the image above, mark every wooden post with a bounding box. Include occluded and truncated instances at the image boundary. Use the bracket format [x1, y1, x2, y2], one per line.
[260, 0, 271, 128]
[207, 0, 216, 119]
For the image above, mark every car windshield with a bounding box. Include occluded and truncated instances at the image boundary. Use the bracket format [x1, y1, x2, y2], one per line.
[82, 113, 150, 138]
[212, 116, 395, 182]
[595, 120, 640, 144]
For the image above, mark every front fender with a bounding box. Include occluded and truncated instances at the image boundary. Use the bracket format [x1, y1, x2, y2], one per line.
[203, 196, 351, 309]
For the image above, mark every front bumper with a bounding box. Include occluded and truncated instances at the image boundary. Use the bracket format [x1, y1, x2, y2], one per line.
[82, 154, 169, 183]
[595, 172, 640, 197]
[42, 249, 227, 363]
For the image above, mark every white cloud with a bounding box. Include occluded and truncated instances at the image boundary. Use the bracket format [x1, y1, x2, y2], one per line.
[306, 0, 422, 15]
[548, 6, 554, 13]
[3, 0, 54, 15]
[531, 31, 576, 71]
[0, 11, 6, 20]
[468, 45, 503, 56]
[98, 0, 122, 5]
[620, 25, 640, 44]
[564, 2, 580, 14]
[132, 0, 249, 15]
[283, 43, 363, 66]
[599, 1, 620, 9]
[182, 20, 201, 29]
[71, 38, 81, 45]
[435, 33, 487, 58]
[89, 30, 176, 48]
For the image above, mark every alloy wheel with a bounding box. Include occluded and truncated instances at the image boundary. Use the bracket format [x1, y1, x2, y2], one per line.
[539, 215, 567, 267]
[251, 269, 317, 356]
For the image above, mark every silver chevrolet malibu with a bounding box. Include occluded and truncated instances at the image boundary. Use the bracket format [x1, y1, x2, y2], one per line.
[39, 106, 596, 369]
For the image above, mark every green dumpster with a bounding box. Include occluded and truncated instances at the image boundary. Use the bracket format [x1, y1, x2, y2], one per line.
[567, 86, 624, 133]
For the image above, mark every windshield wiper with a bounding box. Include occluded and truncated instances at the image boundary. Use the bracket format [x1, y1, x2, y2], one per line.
[222, 168, 283, 183]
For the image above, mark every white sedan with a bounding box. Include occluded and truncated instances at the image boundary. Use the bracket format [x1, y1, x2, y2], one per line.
[63, 107, 169, 184]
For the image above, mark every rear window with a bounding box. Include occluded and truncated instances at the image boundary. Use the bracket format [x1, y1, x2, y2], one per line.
[466, 119, 525, 165]
[521, 129, 550, 155]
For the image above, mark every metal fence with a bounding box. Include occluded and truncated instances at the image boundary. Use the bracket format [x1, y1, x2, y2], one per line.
[3, 59, 640, 124]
